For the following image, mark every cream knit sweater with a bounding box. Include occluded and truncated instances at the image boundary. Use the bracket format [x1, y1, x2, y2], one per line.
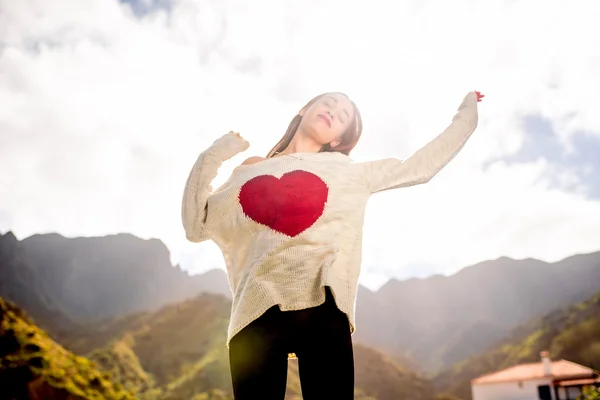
[182, 91, 479, 345]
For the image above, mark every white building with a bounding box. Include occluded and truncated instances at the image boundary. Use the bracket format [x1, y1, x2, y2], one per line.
[471, 351, 599, 400]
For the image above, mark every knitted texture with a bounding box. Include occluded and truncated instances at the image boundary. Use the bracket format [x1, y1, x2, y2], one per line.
[182, 92, 480, 345]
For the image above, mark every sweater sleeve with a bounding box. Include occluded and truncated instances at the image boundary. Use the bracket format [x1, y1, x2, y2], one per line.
[354, 91, 479, 194]
[181, 131, 250, 242]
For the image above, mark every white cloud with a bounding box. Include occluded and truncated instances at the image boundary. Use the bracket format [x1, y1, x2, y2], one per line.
[1, 0, 600, 290]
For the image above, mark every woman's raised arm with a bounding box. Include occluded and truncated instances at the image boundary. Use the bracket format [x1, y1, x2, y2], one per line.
[181, 131, 249, 242]
[354, 91, 482, 193]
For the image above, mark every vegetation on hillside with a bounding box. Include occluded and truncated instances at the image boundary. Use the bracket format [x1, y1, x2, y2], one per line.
[580, 385, 600, 399]
[7, 231, 600, 381]
[435, 290, 600, 400]
[353, 342, 435, 400]
[6, 231, 598, 399]
[59, 292, 437, 400]
[59, 293, 234, 399]
[369, 252, 600, 374]
[0, 296, 135, 400]
[0, 295, 255, 400]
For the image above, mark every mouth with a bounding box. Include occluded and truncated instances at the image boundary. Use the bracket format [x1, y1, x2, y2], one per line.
[318, 114, 331, 127]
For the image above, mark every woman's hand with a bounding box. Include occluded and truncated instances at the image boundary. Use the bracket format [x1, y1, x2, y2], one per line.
[475, 91, 485, 102]
[212, 131, 250, 160]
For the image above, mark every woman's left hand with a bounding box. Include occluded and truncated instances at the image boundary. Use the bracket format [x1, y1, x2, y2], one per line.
[475, 91, 485, 102]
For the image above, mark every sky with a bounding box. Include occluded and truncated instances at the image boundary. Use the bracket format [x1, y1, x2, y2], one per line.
[1, 0, 600, 290]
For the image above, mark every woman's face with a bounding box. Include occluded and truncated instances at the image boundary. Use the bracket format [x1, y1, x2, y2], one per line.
[298, 93, 355, 148]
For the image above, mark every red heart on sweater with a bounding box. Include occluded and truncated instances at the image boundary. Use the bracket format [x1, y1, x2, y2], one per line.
[238, 170, 328, 237]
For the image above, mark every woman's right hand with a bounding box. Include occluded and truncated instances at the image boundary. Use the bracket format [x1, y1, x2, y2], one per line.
[213, 131, 250, 159]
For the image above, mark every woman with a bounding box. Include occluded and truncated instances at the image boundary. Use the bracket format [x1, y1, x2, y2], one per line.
[182, 90, 484, 400]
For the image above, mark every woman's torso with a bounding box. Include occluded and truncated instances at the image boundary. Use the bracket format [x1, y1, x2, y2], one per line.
[205, 152, 371, 293]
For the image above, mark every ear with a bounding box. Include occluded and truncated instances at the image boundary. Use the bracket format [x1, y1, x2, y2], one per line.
[330, 138, 342, 148]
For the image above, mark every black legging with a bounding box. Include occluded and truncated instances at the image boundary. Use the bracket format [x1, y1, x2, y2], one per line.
[228, 286, 355, 400]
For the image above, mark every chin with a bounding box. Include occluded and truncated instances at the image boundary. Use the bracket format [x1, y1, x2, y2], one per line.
[301, 126, 322, 140]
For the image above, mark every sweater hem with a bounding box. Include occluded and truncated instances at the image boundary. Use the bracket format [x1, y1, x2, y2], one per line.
[225, 287, 356, 349]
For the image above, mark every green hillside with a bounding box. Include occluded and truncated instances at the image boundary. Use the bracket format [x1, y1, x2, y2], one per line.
[6, 231, 600, 379]
[0, 296, 135, 400]
[60, 292, 436, 400]
[435, 289, 600, 399]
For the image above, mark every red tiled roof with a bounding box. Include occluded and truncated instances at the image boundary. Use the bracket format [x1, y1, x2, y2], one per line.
[472, 360, 596, 385]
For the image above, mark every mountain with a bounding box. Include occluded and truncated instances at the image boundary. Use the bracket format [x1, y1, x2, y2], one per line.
[19, 232, 231, 322]
[0, 296, 135, 400]
[353, 342, 435, 400]
[354, 251, 600, 373]
[434, 289, 600, 400]
[59, 292, 436, 400]
[0, 232, 75, 335]
[355, 284, 419, 369]
[6, 230, 600, 378]
[61, 292, 232, 399]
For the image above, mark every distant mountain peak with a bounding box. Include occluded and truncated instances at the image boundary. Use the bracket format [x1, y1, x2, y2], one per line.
[0, 230, 18, 241]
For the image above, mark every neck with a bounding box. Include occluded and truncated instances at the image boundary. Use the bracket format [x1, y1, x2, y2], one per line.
[278, 130, 323, 155]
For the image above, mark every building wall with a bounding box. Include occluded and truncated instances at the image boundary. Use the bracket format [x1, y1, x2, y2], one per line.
[558, 385, 582, 399]
[472, 378, 554, 400]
